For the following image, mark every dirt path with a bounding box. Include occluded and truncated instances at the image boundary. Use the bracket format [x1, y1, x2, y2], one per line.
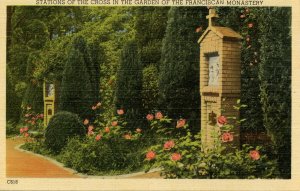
[6, 137, 79, 178]
[6, 137, 162, 178]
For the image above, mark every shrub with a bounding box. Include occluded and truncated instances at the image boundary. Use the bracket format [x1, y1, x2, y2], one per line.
[115, 40, 143, 130]
[142, 65, 159, 112]
[144, 103, 279, 179]
[59, 36, 99, 119]
[59, 136, 144, 175]
[159, 7, 207, 133]
[44, 111, 86, 153]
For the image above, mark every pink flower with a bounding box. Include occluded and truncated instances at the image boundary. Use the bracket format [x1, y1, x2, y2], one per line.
[155, 112, 163, 120]
[25, 114, 30, 118]
[136, 128, 142, 133]
[240, 14, 245, 18]
[95, 134, 102, 141]
[24, 132, 29, 137]
[195, 26, 202, 33]
[88, 125, 94, 132]
[171, 153, 182, 161]
[39, 113, 44, 118]
[176, 119, 186, 128]
[146, 151, 156, 161]
[249, 150, 260, 160]
[96, 102, 101, 108]
[88, 130, 94, 136]
[146, 114, 154, 121]
[23, 127, 29, 132]
[92, 106, 97, 110]
[117, 109, 124, 115]
[111, 121, 118, 127]
[164, 140, 175, 150]
[248, 23, 254, 28]
[105, 127, 110, 133]
[20, 128, 24, 134]
[124, 134, 131, 140]
[217, 116, 227, 127]
[83, 119, 89, 125]
[221, 132, 233, 142]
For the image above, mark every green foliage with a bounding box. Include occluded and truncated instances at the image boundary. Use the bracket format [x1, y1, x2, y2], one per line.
[59, 108, 147, 175]
[217, 7, 265, 133]
[134, 7, 169, 67]
[6, 121, 19, 136]
[258, 7, 291, 178]
[115, 40, 143, 129]
[159, 7, 207, 133]
[58, 136, 144, 175]
[142, 65, 159, 112]
[145, 105, 279, 179]
[58, 36, 96, 119]
[44, 111, 86, 153]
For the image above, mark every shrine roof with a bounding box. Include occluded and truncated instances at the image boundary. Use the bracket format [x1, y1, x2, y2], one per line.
[198, 26, 242, 43]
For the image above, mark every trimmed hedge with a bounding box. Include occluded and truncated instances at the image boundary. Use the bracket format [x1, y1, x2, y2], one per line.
[44, 111, 86, 153]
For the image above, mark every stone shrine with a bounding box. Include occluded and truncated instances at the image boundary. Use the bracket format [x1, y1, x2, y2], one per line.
[198, 8, 242, 149]
[43, 80, 59, 126]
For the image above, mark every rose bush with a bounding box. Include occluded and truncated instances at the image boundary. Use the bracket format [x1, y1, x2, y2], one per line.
[144, 101, 279, 178]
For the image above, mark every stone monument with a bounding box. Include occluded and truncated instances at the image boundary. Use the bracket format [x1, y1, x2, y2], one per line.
[198, 7, 242, 149]
[43, 80, 59, 126]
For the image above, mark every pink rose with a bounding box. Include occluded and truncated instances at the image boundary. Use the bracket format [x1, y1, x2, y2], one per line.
[146, 151, 156, 161]
[105, 127, 110, 133]
[124, 134, 131, 140]
[195, 26, 202, 33]
[23, 127, 29, 132]
[111, 121, 118, 127]
[24, 132, 29, 137]
[171, 153, 182, 161]
[92, 106, 97, 110]
[155, 112, 163, 120]
[95, 134, 102, 141]
[117, 109, 124, 115]
[83, 119, 89, 125]
[25, 114, 30, 118]
[87, 130, 94, 136]
[249, 150, 260, 160]
[39, 113, 44, 118]
[221, 132, 233, 142]
[164, 140, 175, 150]
[176, 119, 186, 128]
[20, 128, 24, 134]
[146, 114, 154, 121]
[96, 102, 101, 107]
[136, 128, 142, 133]
[248, 23, 254, 28]
[217, 116, 227, 127]
[88, 125, 94, 132]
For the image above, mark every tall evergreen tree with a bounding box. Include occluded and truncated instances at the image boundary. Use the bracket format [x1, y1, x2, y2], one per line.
[258, 7, 291, 178]
[134, 7, 169, 113]
[159, 7, 207, 132]
[115, 41, 143, 129]
[134, 7, 169, 68]
[59, 36, 94, 119]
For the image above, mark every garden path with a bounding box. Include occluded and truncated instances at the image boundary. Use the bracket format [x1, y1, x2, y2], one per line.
[6, 137, 79, 178]
[6, 137, 162, 178]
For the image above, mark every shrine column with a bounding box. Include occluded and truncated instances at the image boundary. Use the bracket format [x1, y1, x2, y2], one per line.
[198, 7, 242, 149]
